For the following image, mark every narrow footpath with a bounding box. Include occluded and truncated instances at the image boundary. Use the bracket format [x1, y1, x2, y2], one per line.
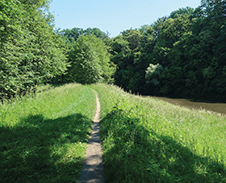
[78, 90, 104, 183]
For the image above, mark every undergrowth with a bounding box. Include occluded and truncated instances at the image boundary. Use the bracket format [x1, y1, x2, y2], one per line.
[0, 83, 96, 183]
[91, 83, 226, 183]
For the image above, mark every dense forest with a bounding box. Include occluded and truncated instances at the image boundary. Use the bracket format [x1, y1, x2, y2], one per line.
[108, 0, 226, 101]
[1, 0, 226, 101]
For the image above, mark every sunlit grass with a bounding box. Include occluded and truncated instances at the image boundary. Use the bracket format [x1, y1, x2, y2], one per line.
[91, 83, 226, 183]
[1, 83, 225, 182]
[0, 83, 96, 182]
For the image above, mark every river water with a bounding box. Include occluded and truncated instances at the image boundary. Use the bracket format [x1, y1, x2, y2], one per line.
[156, 97, 226, 115]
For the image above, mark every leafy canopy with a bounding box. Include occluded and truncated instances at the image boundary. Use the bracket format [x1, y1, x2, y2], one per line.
[65, 35, 115, 84]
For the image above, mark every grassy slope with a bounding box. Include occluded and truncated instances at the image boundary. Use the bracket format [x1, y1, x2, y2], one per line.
[91, 83, 226, 183]
[0, 84, 96, 183]
[1, 83, 226, 183]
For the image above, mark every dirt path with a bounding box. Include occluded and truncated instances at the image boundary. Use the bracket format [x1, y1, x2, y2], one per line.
[78, 90, 104, 183]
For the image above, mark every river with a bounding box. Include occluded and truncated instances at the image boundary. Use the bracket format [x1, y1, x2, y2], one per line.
[156, 97, 226, 115]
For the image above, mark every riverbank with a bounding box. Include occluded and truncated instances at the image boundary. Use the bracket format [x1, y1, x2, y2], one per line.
[91, 83, 226, 182]
[156, 97, 226, 115]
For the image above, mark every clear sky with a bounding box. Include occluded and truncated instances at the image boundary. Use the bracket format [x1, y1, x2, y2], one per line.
[49, 0, 201, 37]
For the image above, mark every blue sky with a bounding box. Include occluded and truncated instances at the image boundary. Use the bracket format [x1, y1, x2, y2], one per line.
[49, 0, 201, 37]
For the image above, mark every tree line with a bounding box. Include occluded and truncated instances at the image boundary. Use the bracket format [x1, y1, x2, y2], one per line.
[1, 0, 226, 102]
[109, 0, 226, 101]
[0, 0, 115, 101]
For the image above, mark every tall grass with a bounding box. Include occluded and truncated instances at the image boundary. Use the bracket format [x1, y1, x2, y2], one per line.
[0, 84, 96, 183]
[1, 83, 225, 182]
[91, 83, 226, 183]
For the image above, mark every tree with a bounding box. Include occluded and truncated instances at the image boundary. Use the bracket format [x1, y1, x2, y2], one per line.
[145, 63, 163, 86]
[65, 35, 115, 84]
[61, 27, 109, 42]
[110, 29, 147, 92]
[0, 0, 68, 99]
[170, 7, 194, 18]
[108, 1, 226, 101]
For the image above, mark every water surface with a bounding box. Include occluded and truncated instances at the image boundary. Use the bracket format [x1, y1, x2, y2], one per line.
[156, 97, 226, 115]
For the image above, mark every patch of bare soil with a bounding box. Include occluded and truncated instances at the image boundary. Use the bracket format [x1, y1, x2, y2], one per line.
[78, 91, 104, 183]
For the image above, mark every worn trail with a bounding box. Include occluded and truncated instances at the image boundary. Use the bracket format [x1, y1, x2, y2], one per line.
[78, 90, 104, 183]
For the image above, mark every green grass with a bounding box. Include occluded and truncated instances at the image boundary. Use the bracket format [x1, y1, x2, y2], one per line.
[91, 83, 226, 183]
[0, 83, 96, 183]
[1, 83, 226, 183]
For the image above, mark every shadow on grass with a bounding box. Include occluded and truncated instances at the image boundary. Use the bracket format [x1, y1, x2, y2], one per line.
[100, 108, 226, 183]
[0, 114, 93, 183]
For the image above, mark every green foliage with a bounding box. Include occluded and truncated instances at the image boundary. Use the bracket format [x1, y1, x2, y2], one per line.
[109, 1, 226, 101]
[0, 84, 96, 182]
[65, 35, 115, 84]
[0, 0, 68, 100]
[145, 63, 163, 85]
[110, 30, 147, 93]
[2, 0, 226, 101]
[169, 7, 194, 18]
[60, 27, 109, 42]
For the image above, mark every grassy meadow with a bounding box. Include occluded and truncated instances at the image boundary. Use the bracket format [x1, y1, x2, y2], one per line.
[1, 83, 226, 183]
[0, 84, 96, 183]
[91, 84, 226, 183]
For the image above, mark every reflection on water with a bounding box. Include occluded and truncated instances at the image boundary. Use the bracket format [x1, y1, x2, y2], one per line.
[156, 97, 226, 115]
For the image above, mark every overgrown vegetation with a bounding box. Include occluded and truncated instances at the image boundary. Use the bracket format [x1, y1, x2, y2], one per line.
[0, 84, 96, 182]
[91, 83, 226, 183]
